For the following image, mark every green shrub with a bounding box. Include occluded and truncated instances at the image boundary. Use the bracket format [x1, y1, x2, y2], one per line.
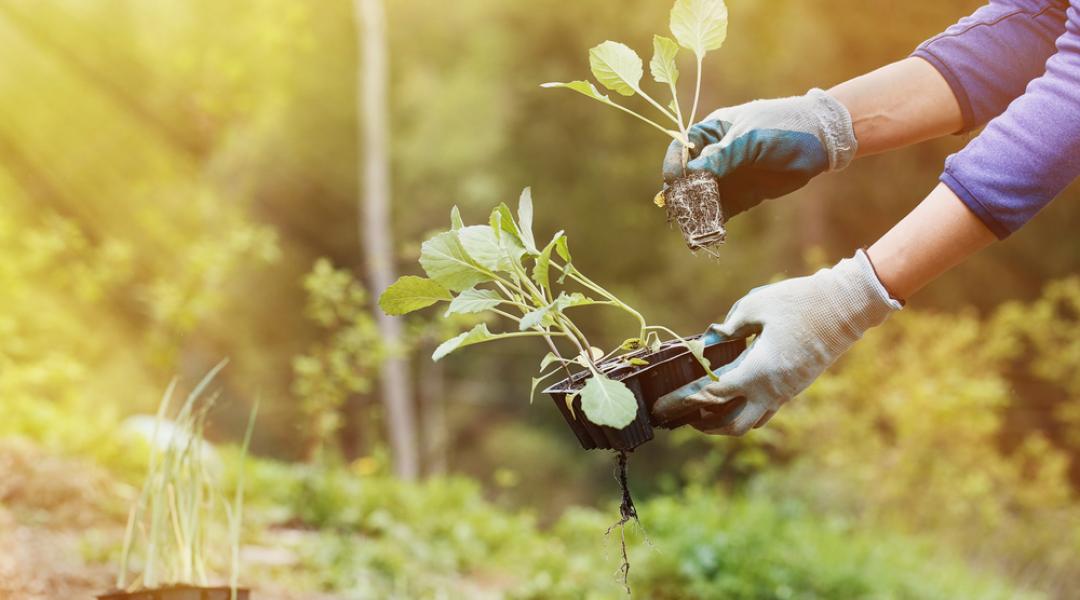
[747, 303, 1080, 592]
[239, 458, 1034, 599]
[623, 490, 1036, 600]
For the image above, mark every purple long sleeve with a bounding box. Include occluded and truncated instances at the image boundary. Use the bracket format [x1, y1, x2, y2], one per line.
[911, 0, 1080, 238]
[913, 1, 1067, 132]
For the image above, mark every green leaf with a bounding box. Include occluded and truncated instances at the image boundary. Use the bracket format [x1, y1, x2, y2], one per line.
[686, 338, 712, 369]
[490, 203, 530, 266]
[554, 236, 573, 283]
[458, 225, 501, 265]
[530, 377, 545, 404]
[579, 374, 638, 428]
[378, 276, 452, 316]
[532, 230, 564, 289]
[588, 40, 643, 96]
[517, 187, 538, 255]
[628, 358, 650, 366]
[650, 35, 680, 85]
[492, 203, 525, 247]
[533, 246, 552, 290]
[432, 324, 496, 361]
[458, 225, 524, 273]
[529, 368, 563, 404]
[489, 209, 502, 242]
[670, 0, 728, 60]
[520, 292, 594, 332]
[647, 331, 663, 353]
[620, 338, 643, 351]
[576, 346, 605, 367]
[685, 338, 716, 380]
[556, 291, 594, 309]
[540, 352, 561, 371]
[444, 288, 502, 316]
[420, 231, 491, 292]
[450, 206, 464, 231]
[519, 305, 554, 331]
[565, 393, 579, 419]
[555, 235, 572, 262]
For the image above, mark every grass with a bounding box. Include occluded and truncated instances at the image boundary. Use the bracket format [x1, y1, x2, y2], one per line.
[116, 360, 256, 594]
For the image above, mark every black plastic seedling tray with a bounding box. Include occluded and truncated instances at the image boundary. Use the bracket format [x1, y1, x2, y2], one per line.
[544, 334, 746, 451]
[97, 586, 250, 600]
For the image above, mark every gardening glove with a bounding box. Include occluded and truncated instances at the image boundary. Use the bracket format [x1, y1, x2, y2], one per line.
[662, 88, 857, 219]
[652, 249, 901, 436]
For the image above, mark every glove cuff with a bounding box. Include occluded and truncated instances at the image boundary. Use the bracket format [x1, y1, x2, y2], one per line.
[828, 249, 903, 333]
[807, 88, 857, 171]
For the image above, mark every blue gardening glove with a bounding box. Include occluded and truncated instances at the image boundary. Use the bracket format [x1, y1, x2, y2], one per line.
[652, 250, 901, 436]
[662, 88, 857, 219]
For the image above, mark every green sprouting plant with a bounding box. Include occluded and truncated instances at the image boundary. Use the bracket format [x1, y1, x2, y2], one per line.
[542, 0, 728, 150]
[379, 188, 713, 430]
[226, 395, 258, 600]
[117, 360, 257, 598]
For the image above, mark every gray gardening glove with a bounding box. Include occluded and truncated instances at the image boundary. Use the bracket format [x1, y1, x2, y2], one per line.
[662, 89, 857, 219]
[652, 250, 901, 435]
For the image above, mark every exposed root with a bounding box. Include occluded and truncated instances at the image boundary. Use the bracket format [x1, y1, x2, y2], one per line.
[605, 450, 640, 596]
[664, 172, 725, 255]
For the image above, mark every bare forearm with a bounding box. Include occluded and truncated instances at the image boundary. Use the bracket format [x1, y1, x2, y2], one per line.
[828, 57, 963, 157]
[867, 183, 996, 300]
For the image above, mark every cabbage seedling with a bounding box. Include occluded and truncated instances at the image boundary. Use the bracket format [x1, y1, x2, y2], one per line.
[379, 188, 714, 432]
[381, 188, 731, 595]
[542, 0, 730, 254]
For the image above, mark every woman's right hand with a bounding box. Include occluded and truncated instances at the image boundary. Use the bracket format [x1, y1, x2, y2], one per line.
[662, 88, 857, 220]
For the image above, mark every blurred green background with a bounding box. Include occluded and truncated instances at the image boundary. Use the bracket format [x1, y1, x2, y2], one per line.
[1, 0, 1079, 598]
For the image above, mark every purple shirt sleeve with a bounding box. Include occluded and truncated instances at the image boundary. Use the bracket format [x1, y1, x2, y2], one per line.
[912, 1, 1080, 238]
[913, 1, 1067, 132]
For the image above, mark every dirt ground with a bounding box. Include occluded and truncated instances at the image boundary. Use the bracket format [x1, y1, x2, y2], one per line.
[0, 440, 344, 600]
[0, 439, 122, 599]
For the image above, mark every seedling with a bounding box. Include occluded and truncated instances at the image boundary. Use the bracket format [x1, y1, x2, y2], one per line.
[106, 361, 257, 600]
[379, 189, 748, 594]
[379, 188, 716, 434]
[542, 0, 730, 254]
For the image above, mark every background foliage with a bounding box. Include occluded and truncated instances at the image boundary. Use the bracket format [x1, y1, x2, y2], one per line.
[1, 0, 1078, 597]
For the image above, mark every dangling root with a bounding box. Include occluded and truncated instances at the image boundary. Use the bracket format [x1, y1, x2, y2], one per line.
[605, 450, 641, 596]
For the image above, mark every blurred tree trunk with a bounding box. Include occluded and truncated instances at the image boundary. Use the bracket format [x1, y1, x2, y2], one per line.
[355, 0, 419, 480]
[419, 347, 447, 476]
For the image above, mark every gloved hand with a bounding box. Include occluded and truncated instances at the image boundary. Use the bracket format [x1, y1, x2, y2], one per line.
[652, 249, 901, 435]
[662, 89, 857, 219]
